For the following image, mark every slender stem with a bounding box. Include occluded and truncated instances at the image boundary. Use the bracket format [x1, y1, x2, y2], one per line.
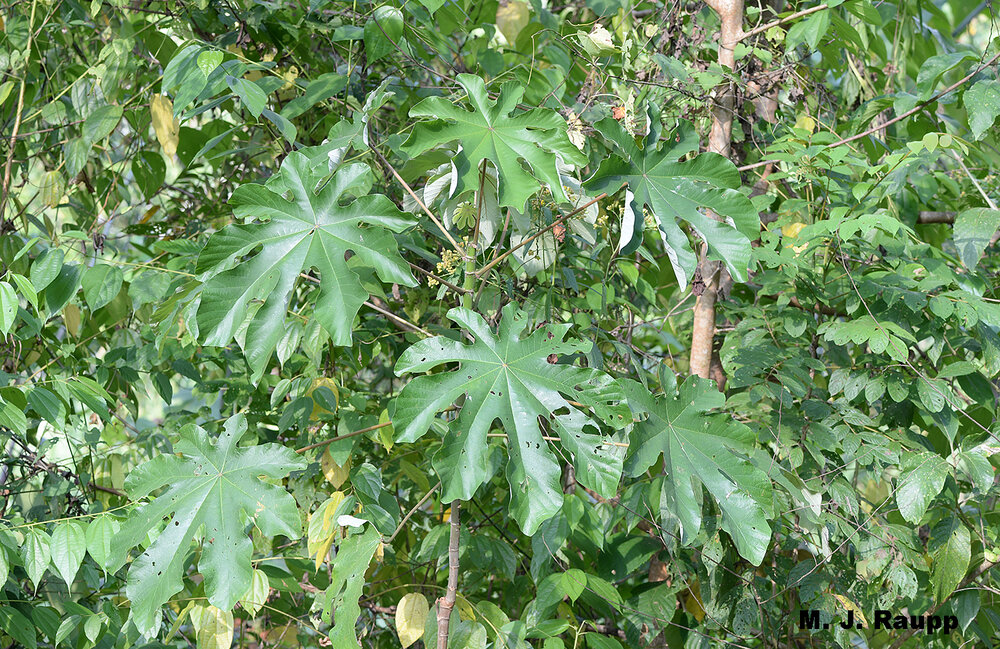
[475, 193, 607, 278]
[407, 261, 471, 294]
[368, 144, 464, 254]
[363, 299, 432, 337]
[386, 482, 441, 543]
[436, 500, 461, 649]
[953, 151, 997, 209]
[0, 0, 38, 221]
[738, 3, 828, 43]
[294, 421, 391, 453]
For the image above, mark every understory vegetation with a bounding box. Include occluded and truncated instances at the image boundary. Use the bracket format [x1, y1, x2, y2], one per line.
[2, 0, 1000, 647]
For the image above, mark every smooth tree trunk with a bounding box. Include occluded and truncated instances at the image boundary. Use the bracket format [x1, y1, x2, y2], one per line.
[689, 0, 744, 388]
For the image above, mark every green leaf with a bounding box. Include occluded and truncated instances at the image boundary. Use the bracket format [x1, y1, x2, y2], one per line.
[107, 414, 306, 635]
[24, 528, 51, 585]
[281, 73, 347, 120]
[621, 377, 772, 565]
[966, 80, 1000, 140]
[953, 208, 1000, 269]
[0, 607, 36, 649]
[931, 518, 970, 603]
[196, 50, 223, 76]
[30, 248, 64, 291]
[584, 105, 757, 286]
[226, 75, 267, 119]
[239, 569, 269, 618]
[0, 396, 27, 435]
[320, 525, 382, 647]
[402, 74, 587, 211]
[261, 108, 297, 145]
[85, 514, 119, 570]
[363, 6, 404, 63]
[83, 105, 123, 145]
[895, 453, 949, 524]
[82, 264, 124, 311]
[195, 153, 416, 381]
[785, 9, 830, 50]
[0, 281, 16, 334]
[50, 521, 86, 587]
[394, 304, 629, 534]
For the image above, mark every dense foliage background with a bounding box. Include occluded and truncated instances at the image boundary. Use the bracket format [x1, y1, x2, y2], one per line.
[2, 0, 1000, 647]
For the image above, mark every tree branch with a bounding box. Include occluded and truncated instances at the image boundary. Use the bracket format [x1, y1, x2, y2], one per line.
[437, 500, 461, 649]
[475, 193, 607, 278]
[738, 3, 828, 43]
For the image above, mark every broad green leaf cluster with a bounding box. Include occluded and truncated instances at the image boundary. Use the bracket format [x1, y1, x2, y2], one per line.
[1, 0, 1000, 648]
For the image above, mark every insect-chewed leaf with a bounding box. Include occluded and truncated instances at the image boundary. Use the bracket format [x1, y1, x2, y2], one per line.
[107, 414, 306, 635]
[622, 377, 773, 565]
[393, 303, 629, 534]
[195, 152, 416, 382]
[584, 103, 758, 286]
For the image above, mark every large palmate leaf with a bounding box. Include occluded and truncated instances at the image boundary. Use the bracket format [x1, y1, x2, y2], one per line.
[393, 304, 629, 534]
[401, 74, 587, 211]
[584, 104, 758, 287]
[196, 152, 416, 381]
[621, 378, 772, 565]
[108, 415, 306, 635]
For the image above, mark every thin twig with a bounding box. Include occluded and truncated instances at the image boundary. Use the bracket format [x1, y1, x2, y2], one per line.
[739, 50, 1000, 172]
[294, 421, 392, 454]
[407, 261, 470, 294]
[368, 144, 464, 254]
[0, 0, 38, 220]
[738, 3, 829, 43]
[475, 193, 607, 278]
[386, 481, 441, 543]
[363, 299, 431, 337]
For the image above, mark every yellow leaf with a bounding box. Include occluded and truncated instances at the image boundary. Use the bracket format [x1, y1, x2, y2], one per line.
[496, 0, 529, 45]
[684, 581, 706, 622]
[308, 492, 345, 568]
[321, 448, 350, 488]
[63, 304, 81, 337]
[189, 604, 234, 649]
[313, 531, 335, 571]
[308, 376, 339, 419]
[781, 221, 806, 239]
[150, 94, 179, 157]
[39, 171, 65, 208]
[456, 594, 475, 621]
[374, 541, 384, 563]
[378, 408, 394, 451]
[277, 65, 299, 100]
[833, 594, 867, 627]
[794, 114, 816, 133]
[395, 592, 429, 648]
